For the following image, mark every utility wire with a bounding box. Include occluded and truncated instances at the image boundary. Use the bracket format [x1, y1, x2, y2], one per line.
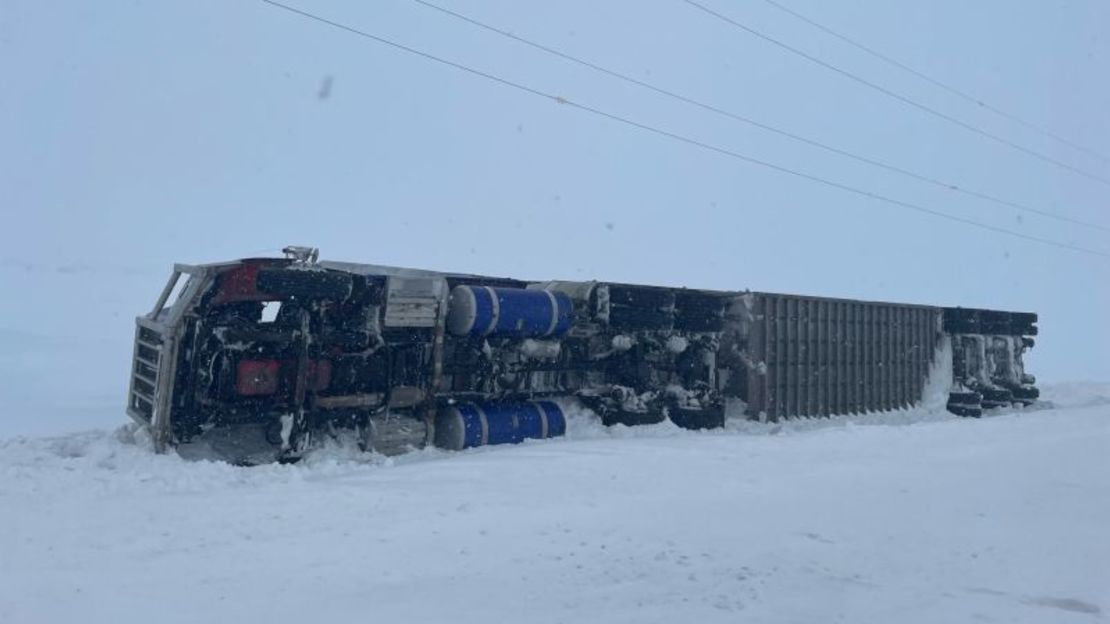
[681, 0, 1110, 187]
[410, 0, 1110, 233]
[758, 0, 1110, 164]
[258, 0, 1110, 261]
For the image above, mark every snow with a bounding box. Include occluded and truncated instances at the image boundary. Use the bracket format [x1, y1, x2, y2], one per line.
[1, 385, 1107, 623]
[279, 412, 294, 450]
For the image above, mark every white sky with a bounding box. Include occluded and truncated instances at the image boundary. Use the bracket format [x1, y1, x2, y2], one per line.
[1, 0, 1107, 390]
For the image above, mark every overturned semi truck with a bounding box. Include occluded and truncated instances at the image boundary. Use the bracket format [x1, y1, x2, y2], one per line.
[126, 247, 1038, 462]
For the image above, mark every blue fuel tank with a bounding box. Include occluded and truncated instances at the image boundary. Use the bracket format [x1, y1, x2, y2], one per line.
[446, 285, 573, 338]
[434, 400, 567, 450]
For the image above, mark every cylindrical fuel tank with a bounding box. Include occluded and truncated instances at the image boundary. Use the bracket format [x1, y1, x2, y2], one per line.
[447, 285, 572, 338]
[434, 400, 567, 450]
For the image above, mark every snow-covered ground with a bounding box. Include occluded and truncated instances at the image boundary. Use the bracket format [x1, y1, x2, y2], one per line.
[1, 384, 1107, 623]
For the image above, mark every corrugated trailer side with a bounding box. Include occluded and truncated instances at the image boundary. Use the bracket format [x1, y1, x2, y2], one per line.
[745, 293, 941, 420]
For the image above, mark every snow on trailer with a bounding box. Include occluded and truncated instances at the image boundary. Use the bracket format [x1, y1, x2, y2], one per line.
[126, 246, 1038, 463]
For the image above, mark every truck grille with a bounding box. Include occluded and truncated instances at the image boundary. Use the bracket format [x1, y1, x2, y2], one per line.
[128, 324, 163, 423]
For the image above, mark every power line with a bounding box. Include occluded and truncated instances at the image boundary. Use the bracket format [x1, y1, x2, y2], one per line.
[409, 0, 1110, 233]
[758, 0, 1110, 164]
[680, 0, 1110, 187]
[258, 0, 1110, 261]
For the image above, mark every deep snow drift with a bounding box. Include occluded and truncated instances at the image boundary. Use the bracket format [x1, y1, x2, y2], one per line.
[1, 384, 1107, 624]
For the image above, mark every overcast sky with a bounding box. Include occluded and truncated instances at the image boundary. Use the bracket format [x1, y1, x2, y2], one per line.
[1, 0, 1107, 408]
